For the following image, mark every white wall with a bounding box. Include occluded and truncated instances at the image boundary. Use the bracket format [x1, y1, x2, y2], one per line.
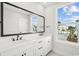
[44, 6, 56, 49]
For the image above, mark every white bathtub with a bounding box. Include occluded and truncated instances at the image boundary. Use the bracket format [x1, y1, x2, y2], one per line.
[53, 40, 79, 56]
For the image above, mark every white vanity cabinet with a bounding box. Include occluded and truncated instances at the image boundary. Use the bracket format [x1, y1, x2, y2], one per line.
[33, 36, 52, 56]
[0, 36, 52, 56]
[1, 43, 34, 56]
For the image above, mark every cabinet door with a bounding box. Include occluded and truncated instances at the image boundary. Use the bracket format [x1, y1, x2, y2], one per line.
[34, 47, 43, 56]
[41, 36, 51, 55]
[34, 43, 47, 56]
[24, 47, 34, 56]
[44, 37, 52, 55]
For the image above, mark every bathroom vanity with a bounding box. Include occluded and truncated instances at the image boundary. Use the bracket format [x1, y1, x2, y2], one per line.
[0, 35, 51, 56]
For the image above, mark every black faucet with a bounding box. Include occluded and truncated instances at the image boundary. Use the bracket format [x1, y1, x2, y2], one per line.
[16, 35, 23, 40]
[16, 35, 19, 40]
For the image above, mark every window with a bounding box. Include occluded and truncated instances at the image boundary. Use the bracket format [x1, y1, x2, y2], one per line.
[31, 15, 38, 32]
[57, 2, 79, 43]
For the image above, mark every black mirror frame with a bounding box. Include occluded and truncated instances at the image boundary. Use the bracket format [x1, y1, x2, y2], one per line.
[1, 2, 45, 37]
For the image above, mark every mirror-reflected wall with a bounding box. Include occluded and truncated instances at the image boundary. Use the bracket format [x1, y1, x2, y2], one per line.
[1, 2, 45, 36]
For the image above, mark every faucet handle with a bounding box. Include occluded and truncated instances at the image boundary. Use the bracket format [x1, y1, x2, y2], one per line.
[20, 36, 23, 40]
[11, 38, 15, 41]
[16, 35, 19, 40]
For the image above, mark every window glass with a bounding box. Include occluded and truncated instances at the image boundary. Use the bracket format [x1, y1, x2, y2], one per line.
[57, 2, 79, 43]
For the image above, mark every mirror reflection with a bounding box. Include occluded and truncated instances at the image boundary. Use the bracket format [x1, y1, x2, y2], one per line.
[2, 3, 45, 36]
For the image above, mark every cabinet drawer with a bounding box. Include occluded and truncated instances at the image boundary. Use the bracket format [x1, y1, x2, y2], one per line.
[36, 39, 44, 43]
[35, 40, 46, 46]
[34, 45, 47, 56]
[35, 50, 43, 56]
[35, 47, 43, 56]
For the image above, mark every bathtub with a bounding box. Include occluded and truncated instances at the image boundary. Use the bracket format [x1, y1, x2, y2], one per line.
[53, 40, 79, 56]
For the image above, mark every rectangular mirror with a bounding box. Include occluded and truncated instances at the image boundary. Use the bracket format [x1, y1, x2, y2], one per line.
[1, 2, 45, 36]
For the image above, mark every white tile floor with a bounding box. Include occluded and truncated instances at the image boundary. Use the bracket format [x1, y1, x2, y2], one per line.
[47, 51, 62, 56]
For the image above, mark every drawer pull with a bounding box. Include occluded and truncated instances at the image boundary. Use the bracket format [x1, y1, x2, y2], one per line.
[38, 47, 43, 50]
[38, 41, 42, 43]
